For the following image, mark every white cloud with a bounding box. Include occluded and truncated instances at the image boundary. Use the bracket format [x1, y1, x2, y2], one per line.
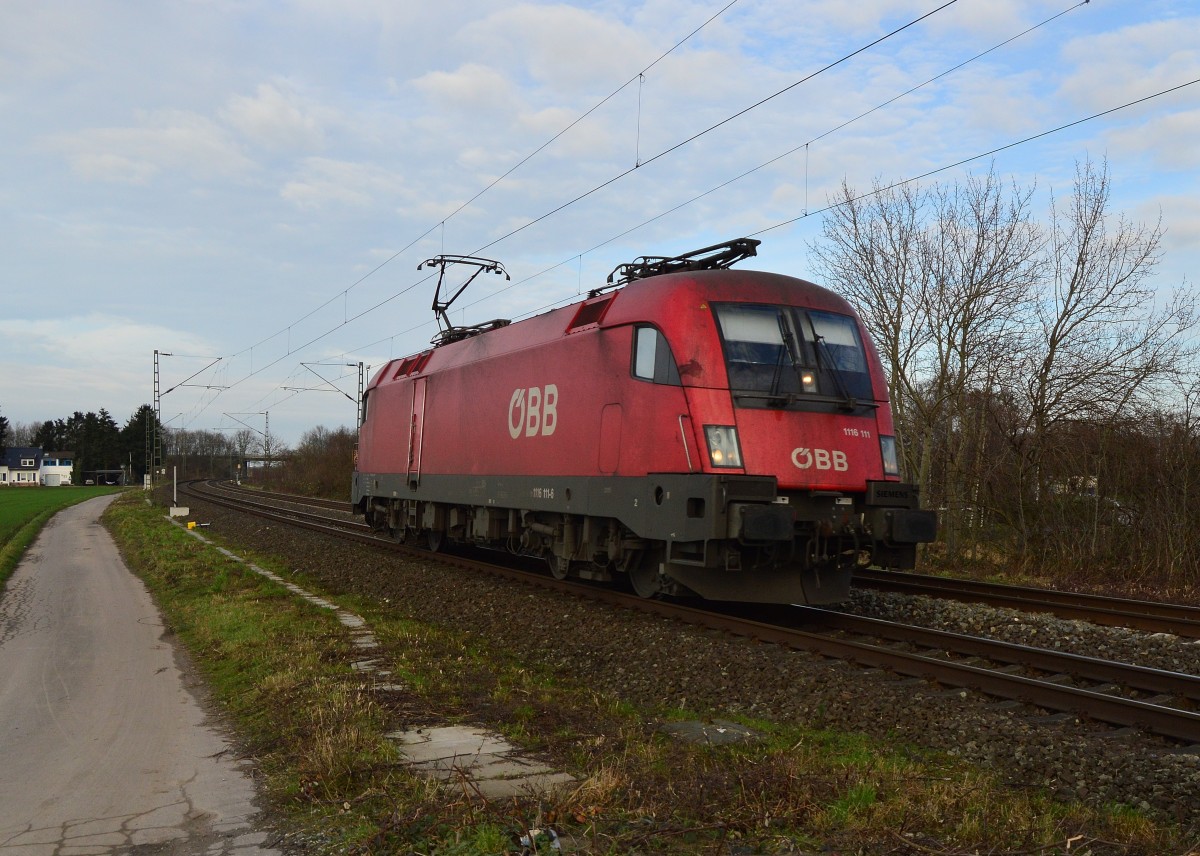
[412, 63, 521, 114]
[280, 157, 409, 210]
[457, 4, 652, 92]
[0, 314, 212, 365]
[49, 110, 254, 184]
[1154, 193, 1200, 259]
[221, 81, 333, 152]
[1106, 105, 1200, 172]
[0, 314, 219, 427]
[1059, 18, 1200, 111]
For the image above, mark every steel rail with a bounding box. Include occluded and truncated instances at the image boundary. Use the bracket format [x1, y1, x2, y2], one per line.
[793, 607, 1200, 704]
[178, 480, 1200, 744]
[855, 568, 1200, 639]
[205, 481, 353, 513]
[179, 481, 375, 540]
[563, 592, 1200, 743]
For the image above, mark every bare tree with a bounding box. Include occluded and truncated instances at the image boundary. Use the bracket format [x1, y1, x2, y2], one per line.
[8, 421, 37, 446]
[232, 429, 257, 459]
[258, 431, 288, 461]
[921, 172, 1043, 553]
[1013, 159, 1196, 554]
[810, 177, 931, 465]
[282, 425, 357, 499]
[256, 430, 290, 487]
[810, 159, 1196, 578]
[810, 166, 1043, 556]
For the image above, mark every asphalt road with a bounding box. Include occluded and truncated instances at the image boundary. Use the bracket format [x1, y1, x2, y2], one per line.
[0, 495, 281, 855]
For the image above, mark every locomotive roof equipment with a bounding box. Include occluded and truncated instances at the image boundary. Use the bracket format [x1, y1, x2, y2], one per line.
[601, 237, 761, 293]
[419, 254, 512, 346]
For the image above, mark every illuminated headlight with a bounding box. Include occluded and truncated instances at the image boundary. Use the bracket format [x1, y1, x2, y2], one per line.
[800, 370, 818, 394]
[705, 425, 743, 468]
[880, 435, 900, 477]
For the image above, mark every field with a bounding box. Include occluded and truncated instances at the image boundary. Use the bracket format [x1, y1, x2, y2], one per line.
[0, 485, 124, 588]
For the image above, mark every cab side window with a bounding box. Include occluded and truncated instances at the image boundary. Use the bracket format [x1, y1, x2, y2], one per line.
[632, 326, 682, 385]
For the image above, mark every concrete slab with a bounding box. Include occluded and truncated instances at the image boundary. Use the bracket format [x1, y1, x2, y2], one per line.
[391, 725, 577, 798]
[659, 718, 762, 746]
[467, 756, 556, 779]
[472, 772, 577, 799]
[392, 726, 512, 760]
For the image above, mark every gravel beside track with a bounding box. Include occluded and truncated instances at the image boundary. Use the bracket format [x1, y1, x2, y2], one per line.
[182, 495, 1200, 835]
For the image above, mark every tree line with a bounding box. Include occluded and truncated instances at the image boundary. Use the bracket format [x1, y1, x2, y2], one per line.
[156, 423, 354, 499]
[2, 400, 352, 497]
[1, 404, 289, 486]
[2, 405, 159, 480]
[811, 159, 1198, 590]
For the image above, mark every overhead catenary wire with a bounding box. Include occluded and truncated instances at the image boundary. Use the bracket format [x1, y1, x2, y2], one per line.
[175, 59, 1190, 434]
[466, 0, 963, 258]
[423, 0, 1094, 325]
[447, 75, 1200, 345]
[226, 71, 1200, 436]
[289, 0, 966, 348]
[170, 7, 1195, 441]
[751, 76, 1200, 238]
[243, 0, 960, 362]
[171, 0, 961, 428]
[224, 0, 745, 367]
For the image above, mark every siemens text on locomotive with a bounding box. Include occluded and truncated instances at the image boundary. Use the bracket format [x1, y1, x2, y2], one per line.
[352, 239, 936, 604]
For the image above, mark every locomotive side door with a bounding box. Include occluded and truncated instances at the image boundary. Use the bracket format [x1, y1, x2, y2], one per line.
[407, 377, 427, 488]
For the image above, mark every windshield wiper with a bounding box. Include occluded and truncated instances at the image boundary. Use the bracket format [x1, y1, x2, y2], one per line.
[807, 320, 858, 412]
[767, 313, 806, 404]
[768, 339, 788, 401]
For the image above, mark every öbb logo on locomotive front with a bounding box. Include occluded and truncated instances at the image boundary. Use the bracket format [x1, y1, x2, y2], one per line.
[791, 447, 849, 471]
[507, 384, 559, 439]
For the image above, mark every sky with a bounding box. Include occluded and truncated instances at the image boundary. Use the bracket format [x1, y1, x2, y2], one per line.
[1, 0, 1197, 447]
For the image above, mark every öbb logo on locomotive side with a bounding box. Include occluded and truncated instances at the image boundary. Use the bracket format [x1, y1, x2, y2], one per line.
[508, 385, 559, 439]
[791, 447, 849, 471]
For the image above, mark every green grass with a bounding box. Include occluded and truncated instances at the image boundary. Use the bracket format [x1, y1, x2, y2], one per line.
[0, 485, 123, 589]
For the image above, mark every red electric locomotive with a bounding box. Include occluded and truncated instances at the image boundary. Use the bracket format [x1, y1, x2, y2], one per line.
[352, 239, 936, 604]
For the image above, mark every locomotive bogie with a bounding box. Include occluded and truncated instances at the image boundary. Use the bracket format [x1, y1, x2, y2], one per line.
[353, 254, 937, 605]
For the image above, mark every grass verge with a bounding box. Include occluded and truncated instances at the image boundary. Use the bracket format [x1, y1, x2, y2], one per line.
[104, 494, 1197, 854]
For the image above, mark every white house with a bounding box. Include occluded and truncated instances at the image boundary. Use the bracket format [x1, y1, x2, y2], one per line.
[0, 448, 75, 486]
[40, 451, 74, 486]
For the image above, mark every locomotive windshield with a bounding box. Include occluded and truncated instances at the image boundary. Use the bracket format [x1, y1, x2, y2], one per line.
[713, 303, 874, 403]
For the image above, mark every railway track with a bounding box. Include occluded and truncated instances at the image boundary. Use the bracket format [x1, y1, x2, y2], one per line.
[855, 568, 1200, 639]
[200, 482, 354, 514]
[177, 480, 1200, 744]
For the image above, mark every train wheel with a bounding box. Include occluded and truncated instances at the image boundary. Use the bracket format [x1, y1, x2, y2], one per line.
[366, 508, 388, 534]
[628, 557, 664, 598]
[548, 554, 569, 581]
